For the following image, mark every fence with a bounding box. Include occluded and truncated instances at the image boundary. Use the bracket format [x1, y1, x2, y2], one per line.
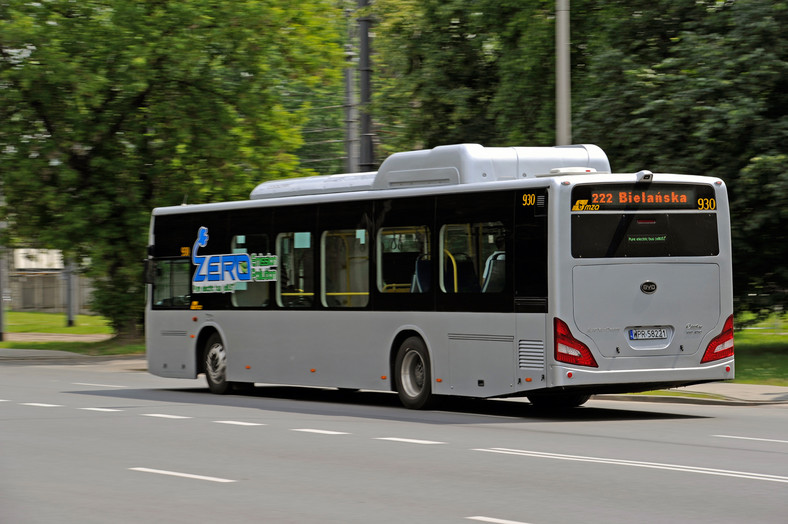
[8, 271, 94, 315]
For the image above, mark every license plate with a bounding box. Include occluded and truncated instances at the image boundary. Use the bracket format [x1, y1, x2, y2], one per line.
[629, 328, 668, 340]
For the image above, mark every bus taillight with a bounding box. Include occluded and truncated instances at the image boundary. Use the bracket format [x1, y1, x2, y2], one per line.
[701, 315, 734, 364]
[554, 318, 598, 368]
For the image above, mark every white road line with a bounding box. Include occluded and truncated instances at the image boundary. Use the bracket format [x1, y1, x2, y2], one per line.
[80, 408, 123, 412]
[474, 448, 788, 484]
[129, 467, 236, 483]
[20, 403, 62, 408]
[376, 437, 445, 445]
[141, 414, 191, 419]
[713, 434, 788, 444]
[467, 517, 532, 524]
[214, 421, 266, 427]
[73, 382, 127, 388]
[292, 428, 350, 435]
[0, 399, 10, 402]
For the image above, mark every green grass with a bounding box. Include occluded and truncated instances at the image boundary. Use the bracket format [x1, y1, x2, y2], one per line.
[2, 311, 113, 335]
[0, 311, 142, 355]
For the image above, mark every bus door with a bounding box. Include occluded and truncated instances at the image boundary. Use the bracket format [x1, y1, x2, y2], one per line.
[437, 192, 516, 398]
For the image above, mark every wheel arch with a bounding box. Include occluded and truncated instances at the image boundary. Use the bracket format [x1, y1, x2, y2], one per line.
[195, 325, 220, 375]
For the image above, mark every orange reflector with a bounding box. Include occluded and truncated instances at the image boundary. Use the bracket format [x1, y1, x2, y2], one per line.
[525, 377, 532, 383]
[246, 365, 251, 370]
[310, 369, 316, 373]
[381, 376, 387, 380]
[190, 335, 195, 339]
[436, 378, 442, 383]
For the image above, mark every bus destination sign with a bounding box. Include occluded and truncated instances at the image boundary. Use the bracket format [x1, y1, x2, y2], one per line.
[571, 183, 716, 211]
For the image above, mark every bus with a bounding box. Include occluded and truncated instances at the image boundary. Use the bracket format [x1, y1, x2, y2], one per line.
[145, 143, 734, 409]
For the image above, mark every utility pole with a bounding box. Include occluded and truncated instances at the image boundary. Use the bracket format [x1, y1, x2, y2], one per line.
[358, 0, 375, 171]
[556, 0, 572, 145]
[344, 7, 359, 173]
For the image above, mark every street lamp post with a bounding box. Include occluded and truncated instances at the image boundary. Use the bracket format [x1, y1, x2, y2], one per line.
[556, 0, 572, 145]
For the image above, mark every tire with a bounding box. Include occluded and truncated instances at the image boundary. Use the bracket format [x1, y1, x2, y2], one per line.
[394, 336, 434, 409]
[203, 332, 230, 395]
[527, 392, 590, 410]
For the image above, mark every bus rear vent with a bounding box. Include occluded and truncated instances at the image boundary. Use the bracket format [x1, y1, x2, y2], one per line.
[519, 340, 545, 370]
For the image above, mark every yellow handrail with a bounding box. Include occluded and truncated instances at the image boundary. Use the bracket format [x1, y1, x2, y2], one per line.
[443, 249, 458, 293]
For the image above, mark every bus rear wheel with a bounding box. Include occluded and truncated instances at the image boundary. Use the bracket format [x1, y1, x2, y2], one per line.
[394, 337, 434, 410]
[203, 333, 229, 395]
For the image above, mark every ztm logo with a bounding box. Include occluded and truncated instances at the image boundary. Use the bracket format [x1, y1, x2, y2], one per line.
[572, 200, 588, 211]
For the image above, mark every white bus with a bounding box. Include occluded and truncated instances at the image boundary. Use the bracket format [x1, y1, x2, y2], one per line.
[145, 144, 734, 409]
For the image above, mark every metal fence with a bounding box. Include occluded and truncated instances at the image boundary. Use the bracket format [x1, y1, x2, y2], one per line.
[8, 271, 94, 315]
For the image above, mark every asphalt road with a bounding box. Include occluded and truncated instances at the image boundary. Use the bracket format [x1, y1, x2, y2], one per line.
[1, 360, 786, 524]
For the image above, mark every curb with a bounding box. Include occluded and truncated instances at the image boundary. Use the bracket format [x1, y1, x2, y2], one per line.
[594, 394, 786, 407]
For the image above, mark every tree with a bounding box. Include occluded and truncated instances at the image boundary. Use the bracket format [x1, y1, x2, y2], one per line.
[0, 0, 344, 335]
[371, 0, 787, 319]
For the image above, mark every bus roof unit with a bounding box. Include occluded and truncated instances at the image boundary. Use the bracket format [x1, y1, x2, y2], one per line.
[250, 143, 610, 200]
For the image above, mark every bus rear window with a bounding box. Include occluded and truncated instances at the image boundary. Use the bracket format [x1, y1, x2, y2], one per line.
[572, 213, 719, 258]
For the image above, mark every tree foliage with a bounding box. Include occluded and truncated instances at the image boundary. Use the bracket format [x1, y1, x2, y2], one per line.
[372, 0, 788, 319]
[0, 0, 344, 335]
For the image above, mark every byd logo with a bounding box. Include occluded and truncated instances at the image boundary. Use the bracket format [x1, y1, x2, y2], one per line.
[640, 281, 657, 294]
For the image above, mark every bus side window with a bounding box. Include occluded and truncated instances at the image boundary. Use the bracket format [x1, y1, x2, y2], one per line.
[231, 234, 270, 308]
[440, 222, 507, 293]
[276, 232, 314, 307]
[322, 229, 369, 307]
[376, 226, 431, 294]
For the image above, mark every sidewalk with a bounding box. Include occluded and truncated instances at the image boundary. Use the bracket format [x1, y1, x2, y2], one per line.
[2, 333, 113, 343]
[596, 382, 788, 406]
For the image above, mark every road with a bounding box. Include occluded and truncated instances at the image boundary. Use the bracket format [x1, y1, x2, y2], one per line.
[1, 359, 786, 524]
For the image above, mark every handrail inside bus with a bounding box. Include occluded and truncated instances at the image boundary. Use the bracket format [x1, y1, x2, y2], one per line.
[443, 249, 458, 293]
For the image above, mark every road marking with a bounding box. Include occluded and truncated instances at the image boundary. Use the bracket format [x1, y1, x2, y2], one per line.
[73, 382, 127, 388]
[292, 429, 350, 435]
[21, 403, 62, 407]
[80, 408, 123, 412]
[129, 467, 236, 483]
[376, 437, 445, 445]
[0, 399, 10, 402]
[713, 435, 788, 444]
[141, 414, 191, 419]
[214, 420, 266, 427]
[467, 517, 532, 524]
[474, 448, 788, 484]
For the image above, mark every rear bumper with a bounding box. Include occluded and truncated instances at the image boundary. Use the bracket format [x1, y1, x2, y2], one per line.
[549, 358, 734, 391]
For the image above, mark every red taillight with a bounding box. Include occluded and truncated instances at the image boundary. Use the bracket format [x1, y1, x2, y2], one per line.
[554, 318, 598, 368]
[701, 315, 734, 364]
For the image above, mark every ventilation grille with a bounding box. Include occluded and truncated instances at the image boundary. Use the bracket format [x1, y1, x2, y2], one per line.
[518, 340, 545, 370]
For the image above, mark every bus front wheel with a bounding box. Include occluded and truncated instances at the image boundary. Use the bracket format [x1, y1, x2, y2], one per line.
[394, 337, 434, 410]
[203, 333, 229, 395]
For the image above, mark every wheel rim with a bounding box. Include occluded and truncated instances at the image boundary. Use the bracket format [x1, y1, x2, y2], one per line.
[400, 349, 425, 398]
[205, 342, 227, 385]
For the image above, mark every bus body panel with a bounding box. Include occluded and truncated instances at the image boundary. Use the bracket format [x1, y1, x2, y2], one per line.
[572, 262, 721, 359]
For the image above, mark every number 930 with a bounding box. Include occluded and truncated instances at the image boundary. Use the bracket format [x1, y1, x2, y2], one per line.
[697, 198, 716, 210]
